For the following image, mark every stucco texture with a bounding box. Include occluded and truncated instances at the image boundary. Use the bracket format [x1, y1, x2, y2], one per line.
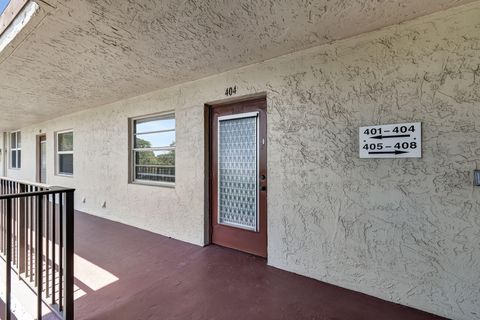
[4, 3, 480, 320]
[0, 0, 476, 130]
[265, 7, 480, 320]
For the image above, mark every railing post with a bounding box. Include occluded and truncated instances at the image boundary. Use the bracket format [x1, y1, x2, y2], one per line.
[37, 195, 43, 320]
[19, 183, 26, 275]
[63, 191, 74, 320]
[0, 178, 75, 320]
[5, 198, 12, 320]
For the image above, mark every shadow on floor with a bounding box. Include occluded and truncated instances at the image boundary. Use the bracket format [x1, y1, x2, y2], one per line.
[0, 299, 17, 320]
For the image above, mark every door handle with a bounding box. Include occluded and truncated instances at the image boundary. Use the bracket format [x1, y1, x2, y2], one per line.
[260, 186, 267, 192]
[260, 175, 266, 181]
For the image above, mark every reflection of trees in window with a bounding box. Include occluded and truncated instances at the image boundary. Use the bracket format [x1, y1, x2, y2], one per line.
[57, 131, 74, 175]
[135, 139, 175, 166]
[132, 114, 176, 184]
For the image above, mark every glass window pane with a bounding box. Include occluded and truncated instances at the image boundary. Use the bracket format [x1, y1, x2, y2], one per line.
[135, 117, 175, 134]
[10, 132, 16, 149]
[58, 132, 73, 151]
[135, 131, 175, 149]
[135, 150, 175, 166]
[132, 114, 175, 184]
[11, 150, 16, 168]
[135, 150, 175, 183]
[135, 166, 175, 183]
[218, 116, 258, 230]
[17, 132, 21, 148]
[17, 150, 21, 168]
[59, 154, 73, 175]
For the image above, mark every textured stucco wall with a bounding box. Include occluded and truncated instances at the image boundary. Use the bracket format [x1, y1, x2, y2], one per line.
[4, 3, 480, 319]
[0, 0, 476, 130]
[5, 94, 206, 245]
[264, 6, 480, 320]
[0, 133, 5, 176]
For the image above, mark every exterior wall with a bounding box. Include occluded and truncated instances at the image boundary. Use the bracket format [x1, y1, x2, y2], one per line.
[0, 133, 5, 176]
[3, 3, 480, 319]
[5, 102, 206, 246]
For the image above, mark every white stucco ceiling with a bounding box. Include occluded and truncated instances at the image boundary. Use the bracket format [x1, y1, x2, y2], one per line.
[0, 0, 476, 130]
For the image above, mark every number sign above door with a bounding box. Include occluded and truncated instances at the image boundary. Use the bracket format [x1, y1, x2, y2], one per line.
[359, 122, 422, 158]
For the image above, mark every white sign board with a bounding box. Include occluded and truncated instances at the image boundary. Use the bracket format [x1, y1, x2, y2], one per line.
[359, 122, 422, 158]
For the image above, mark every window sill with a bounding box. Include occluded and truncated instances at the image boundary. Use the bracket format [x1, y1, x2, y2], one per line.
[56, 173, 73, 178]
[129, 180, 175, 188]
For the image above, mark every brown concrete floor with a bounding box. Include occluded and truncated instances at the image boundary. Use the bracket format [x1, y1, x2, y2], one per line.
[0, 300, 17, 320]
[73, 211, 447, 320]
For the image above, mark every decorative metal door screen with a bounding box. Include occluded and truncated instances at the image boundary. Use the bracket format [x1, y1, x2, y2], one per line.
[217, 112, 259, 231]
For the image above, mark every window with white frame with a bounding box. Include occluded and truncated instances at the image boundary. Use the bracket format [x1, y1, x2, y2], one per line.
[131, 113, 175, 185]
[56, 131, 74, 176]
[10, 131, 21, 169]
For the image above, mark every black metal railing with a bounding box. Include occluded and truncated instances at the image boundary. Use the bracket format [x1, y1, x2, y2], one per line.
[0, 177, 74, 320]
[136, 165, 175, 183]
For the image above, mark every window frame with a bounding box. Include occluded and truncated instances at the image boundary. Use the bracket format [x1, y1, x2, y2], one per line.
[9, 130, 21, 169]
[55, 129, 74, 177]
[129, 112, 176, 188]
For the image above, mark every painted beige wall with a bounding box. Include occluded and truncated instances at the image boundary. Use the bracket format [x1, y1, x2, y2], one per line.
[0, 133, 5, 176]
[3, 3, 480, 319]
[5, 100, 206, 246]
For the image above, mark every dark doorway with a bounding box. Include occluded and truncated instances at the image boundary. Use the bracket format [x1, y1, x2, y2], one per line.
[37, 134, 46, 184]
